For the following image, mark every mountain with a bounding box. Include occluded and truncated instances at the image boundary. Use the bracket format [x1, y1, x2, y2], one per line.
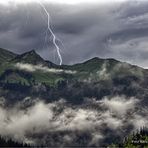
[0, 48, 147, 103]
[0, 48, 148, 147]
[0, 48, 17, 64]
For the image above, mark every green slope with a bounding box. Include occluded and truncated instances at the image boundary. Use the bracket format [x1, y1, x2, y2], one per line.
[0, 48, 17, 64]
[63, 57, 119, 72]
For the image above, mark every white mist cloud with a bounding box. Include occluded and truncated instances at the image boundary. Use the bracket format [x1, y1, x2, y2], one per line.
[97, 62, 110, 80]
[129, 107, 148, 129]
[0, 101, 53, 142]
[15, 63, 76, 74]
[100, 96, 138, 115]
[132, 114, 148, 129]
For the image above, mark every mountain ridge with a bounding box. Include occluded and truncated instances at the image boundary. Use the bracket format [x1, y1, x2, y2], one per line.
[0, 48, 147, 71]
[0, 48, 144, 70]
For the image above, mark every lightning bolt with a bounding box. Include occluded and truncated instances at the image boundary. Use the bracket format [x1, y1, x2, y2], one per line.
[38, 1, 63, 65]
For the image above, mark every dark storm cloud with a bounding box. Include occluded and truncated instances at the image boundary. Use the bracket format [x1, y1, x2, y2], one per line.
[119, 1, 148, 19]
[106, 28, 148, 43]
[0, 1, 148, 67]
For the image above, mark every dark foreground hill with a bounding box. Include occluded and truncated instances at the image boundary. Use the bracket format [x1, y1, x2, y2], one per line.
[109, 128, 148, 148]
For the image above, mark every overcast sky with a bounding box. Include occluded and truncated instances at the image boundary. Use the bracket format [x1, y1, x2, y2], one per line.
[0, 0, 148, 67]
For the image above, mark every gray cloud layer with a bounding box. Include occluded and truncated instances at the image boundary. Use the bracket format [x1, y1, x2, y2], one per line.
[0, 1, 148, 67]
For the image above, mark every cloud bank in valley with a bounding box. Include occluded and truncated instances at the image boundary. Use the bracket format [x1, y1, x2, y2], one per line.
[0, 96, 147, 146]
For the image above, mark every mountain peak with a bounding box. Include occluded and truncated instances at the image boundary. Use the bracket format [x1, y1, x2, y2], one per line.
[84, 57, 101, 63]
[27, 50, 37, 55]
[85, 57, 119, 63]
[12, 50, 48, 66]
